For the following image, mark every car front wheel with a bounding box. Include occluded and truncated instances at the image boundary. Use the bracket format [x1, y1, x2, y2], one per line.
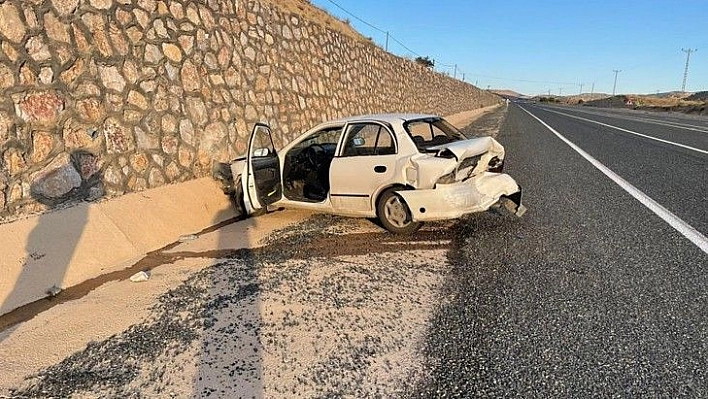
[377, 187, 422, 234]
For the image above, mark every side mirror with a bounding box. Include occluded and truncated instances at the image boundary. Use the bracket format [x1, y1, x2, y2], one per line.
[352, 137, 365, 147]
[253, 148, 270, 157]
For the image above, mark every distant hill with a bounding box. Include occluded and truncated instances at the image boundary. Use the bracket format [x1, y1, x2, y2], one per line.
[650, 91, 693, 99]
[580, 94, 706, 116]
[582, 95, 633, 108]
[564, 93, 611, 104]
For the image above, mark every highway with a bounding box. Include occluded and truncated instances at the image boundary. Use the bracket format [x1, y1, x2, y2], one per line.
[412, 103, 707, 396]
[520, 103, 707, 236]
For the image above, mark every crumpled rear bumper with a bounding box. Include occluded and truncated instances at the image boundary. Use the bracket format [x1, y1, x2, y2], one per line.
[396, 172, 525, 222]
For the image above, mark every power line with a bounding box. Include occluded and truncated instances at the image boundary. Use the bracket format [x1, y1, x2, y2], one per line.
[388, 35, 421, 58]
[322, 0, 420, 57]
[459, 73, 578, 86]
[323, 0, 386, 34]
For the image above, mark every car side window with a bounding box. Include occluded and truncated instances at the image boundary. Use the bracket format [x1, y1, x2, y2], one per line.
[342, 123, 396, 157]
[287, 126, 343, 156]
[250, 125, 276, 158]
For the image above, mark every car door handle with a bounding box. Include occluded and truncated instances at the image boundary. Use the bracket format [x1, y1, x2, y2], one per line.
[374, 165, 387, 173]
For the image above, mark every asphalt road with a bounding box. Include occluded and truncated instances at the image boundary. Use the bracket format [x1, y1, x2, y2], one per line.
[409, 104, 708, 397]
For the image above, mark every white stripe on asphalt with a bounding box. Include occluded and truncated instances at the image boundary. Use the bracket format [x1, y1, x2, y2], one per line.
[519, 106, 708, 255]
[544, 105, 708, 133]
[541, 108, 708, 155]
[631, 119, 708, 133]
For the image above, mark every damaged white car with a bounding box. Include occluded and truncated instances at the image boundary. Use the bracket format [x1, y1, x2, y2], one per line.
[221, 114, 526, 234]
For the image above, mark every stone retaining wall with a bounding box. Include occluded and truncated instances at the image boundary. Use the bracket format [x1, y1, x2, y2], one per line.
[0, 0, 499, 220]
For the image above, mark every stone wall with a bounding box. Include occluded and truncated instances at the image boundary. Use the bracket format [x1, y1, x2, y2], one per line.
[0, 0, 499, 220]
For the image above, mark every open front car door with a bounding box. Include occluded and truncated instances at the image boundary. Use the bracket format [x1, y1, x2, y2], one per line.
[245, 123, 282, 212]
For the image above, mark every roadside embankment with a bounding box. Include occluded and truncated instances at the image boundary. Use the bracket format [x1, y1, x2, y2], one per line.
[0, 177, 235, 316]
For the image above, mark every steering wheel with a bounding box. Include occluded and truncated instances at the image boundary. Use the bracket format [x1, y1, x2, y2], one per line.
[305, 144, 325, 168]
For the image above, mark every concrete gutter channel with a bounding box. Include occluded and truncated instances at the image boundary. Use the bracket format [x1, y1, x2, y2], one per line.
[0, 177, 239, 318]
[0, 105, 502, 392]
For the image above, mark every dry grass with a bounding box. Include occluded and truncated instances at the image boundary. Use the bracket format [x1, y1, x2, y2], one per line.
[259, 0, 368, 42]
[631, 96, 704, 107]
[565, 94, 706, 107]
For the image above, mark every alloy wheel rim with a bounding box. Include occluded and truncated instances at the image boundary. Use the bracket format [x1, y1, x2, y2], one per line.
[384, 196, 410, 228]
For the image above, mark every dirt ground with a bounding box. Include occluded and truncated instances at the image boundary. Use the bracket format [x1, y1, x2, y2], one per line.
[0, 212, 460, 398]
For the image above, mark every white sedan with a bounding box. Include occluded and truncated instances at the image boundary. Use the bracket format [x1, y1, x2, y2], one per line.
[223, 114, 525, 234]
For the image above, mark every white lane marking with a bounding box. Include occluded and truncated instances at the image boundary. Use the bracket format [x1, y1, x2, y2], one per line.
[540, 108, 708, 155]
[519, 106, 708, 255]
[634, 119, 708, 133]
[543, 105, 708, 133]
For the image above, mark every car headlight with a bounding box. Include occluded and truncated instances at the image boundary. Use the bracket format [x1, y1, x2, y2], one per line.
[436, 171, 456, 185]
[459, 154, 482, 171]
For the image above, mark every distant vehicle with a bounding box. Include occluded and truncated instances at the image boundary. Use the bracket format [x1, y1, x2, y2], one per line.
[222, 114, 525, 234]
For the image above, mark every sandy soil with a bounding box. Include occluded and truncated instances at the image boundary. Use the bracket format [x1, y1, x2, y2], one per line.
[1, 213, 456, 398]
[0, 210, 313, 394]
[445, 104, 501, 130]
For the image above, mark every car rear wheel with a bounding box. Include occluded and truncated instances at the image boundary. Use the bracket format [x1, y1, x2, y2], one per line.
[234, 175, 265, 217]
[233, 175, 247, 216]
[377, 187, 422, 234]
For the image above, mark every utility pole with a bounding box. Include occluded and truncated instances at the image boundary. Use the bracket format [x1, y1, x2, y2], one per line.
[579, 83, 584, 95]
[591, 82, 595, 95]
[453, 64, 458, 79]
[385, 32, 389, 51]
[558, 87, 563, 96]
[547, 89, 551, 96]
[681, 48, 697, 92]
[462, 73, 465, 82]
[612, 70, 621, 96]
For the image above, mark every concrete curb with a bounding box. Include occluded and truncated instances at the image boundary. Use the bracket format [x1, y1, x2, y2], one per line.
[0, 177, 236, 316]
[445, 104, 502, 129]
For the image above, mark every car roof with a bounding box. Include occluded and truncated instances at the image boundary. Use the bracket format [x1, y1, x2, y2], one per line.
[326, 113, 440, 125]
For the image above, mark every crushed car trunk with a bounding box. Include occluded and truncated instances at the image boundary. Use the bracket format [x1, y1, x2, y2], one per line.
[396, 172, 525, 222]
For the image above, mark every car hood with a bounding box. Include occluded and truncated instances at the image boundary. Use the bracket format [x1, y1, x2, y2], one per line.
[427, 137, 504, 160]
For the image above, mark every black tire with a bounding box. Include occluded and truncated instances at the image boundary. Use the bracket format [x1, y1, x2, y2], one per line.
[234, 176, 266, 217]
[376, 187, 422, 234]
[233, 176, 247, 216]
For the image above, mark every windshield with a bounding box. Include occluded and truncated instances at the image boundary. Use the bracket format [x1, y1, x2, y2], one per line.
[403, 118, 466, 152]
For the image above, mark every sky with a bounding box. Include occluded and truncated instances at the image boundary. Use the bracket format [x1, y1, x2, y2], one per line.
[310, 0, 708, 96]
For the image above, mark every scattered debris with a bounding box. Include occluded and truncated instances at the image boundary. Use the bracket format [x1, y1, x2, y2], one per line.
[45, 285, 62, 297]
[129, 270, 150, 283]
[29, 252, 46, 261]
[178, 234, 198, 242]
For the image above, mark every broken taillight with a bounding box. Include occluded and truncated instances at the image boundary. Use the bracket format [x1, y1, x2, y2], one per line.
[488, 156, 504, 173]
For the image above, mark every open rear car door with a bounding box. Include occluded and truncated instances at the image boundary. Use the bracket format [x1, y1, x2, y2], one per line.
[245, 123, 282, 212]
